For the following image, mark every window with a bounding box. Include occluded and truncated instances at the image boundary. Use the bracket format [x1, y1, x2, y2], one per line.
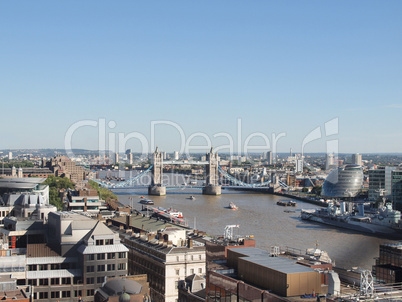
[191, 255, 194, 260]
[51, 278, 59, 285]
[87, 289, 95, 296]
[39, 264, 47, 270]
[28, 265, 37, 271]
[62, 291, 71, 298]
[51, 263, 60, 270]
[107, 253, 115, 259]
[97, 253, 105, 260]
[97, 276, 104, 284]
[97, 264, 105, 272]
[118, 263, 126, 270]
[51, 292, 60, 299]
[190, 268, 194, 274]
[176, 256, 179, 261]
[86, 254, 95, 261]
[118, 252, 126, 258]
[28, 279, 37, 286]
[96, 239, 104, 245]
[86, 277, 94, 284]
[105, 239, 114, 245]
[39, 279, 48, 286]
[199, 255, 202, 260]
[175, 281, 179, 289]
[176, 269, 180, 276]
[39, 292, 48, 299]
[74, 290, 82, 298]
[86, 266, 94, 273]
[198, 268, 202, 273]
[62, 277, 71, 285]
[107, 264, 115, 271]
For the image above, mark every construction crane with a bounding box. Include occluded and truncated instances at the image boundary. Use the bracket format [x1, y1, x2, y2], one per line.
[224, 225, 239, 241]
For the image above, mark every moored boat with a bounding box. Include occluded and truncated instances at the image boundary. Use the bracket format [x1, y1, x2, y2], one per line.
[277, 200, 297, 207]
[301, 199, 402, 239]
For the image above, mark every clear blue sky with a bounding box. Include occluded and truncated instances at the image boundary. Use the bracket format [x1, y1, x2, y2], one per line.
[1, 1, 401, 154]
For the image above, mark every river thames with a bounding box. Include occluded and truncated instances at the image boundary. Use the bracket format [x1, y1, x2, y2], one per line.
[111, 187, 397, 270]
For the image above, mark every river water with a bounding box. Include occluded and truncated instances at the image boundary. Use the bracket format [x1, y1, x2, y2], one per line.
[101, 171, 396, 270]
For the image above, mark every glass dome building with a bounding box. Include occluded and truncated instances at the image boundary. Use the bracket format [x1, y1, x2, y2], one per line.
[321, 164, 363, 198]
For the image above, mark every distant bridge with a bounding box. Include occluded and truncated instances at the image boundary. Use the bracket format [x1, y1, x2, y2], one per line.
[91, 147, 289, 195]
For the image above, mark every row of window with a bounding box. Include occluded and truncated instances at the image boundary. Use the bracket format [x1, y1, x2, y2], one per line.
[0, 211, 9, 217]
[175, 267, 202, 275]
[28, 263, 73, 271]
[86, 263, 125, 273]
[28, 277, 72, 286]
[86, 252, 126, 261]
[176, 254, 203, 261]
[36, 290, 87, 300]
[85, 265, 126, 284]
[96, 239, 114, 245]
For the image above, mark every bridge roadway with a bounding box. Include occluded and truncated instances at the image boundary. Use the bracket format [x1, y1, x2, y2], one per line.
[109, 184, 272, 191]
[162, 160, 208, 165]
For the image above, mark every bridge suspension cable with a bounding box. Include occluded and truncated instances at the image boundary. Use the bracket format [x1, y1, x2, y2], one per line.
[218, 166, 272, 188]
[92, 165, 154, 189]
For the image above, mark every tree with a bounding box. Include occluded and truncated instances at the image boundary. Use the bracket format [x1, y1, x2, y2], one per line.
[44, 175, 75, 210]
[311, 185, 322, 196]
[88, 180, 117, 201]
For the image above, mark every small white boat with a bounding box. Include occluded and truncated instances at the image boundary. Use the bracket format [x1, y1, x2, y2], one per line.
[189, 195, 196, 200]
[229, 202, 238, 210]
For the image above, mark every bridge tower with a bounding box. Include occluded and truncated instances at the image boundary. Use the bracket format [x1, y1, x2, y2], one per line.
[203, 147, 222, 195]
[148, 147, 166, 196]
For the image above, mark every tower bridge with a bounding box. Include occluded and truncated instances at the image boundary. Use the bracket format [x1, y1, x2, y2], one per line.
[91, 148, 285, 196]
[148, 147, 221, 196]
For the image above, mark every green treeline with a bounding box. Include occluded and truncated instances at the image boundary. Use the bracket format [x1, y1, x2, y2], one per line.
[88, 180, 117, 201]
[43, 175, 75, 210]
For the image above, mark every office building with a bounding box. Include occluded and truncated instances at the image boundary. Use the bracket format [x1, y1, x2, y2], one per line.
[325, 153, 335, 170]
[373, 243, 402, 284]
[392, 168, 402, 210]
[127, 153, 133, 164]
[112, 224, 206, 302]
[0, 211, 128, 301]
[174, 151, 179, 160]
[0, 178, 53, 224]
[321, 164, 363, 198]
[47, 156, 88, 183]
[207, 247, 327, 300]
[66, 188, 107, 216]
[295, 158, 303, 173]
[8, 152, 12, 160]
[351, 153, 362, 166]
[368, 166, 395, 201]
[266, 151, 273, 165]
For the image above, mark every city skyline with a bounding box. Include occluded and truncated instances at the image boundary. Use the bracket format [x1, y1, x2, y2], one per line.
[1, 1, 402, 153]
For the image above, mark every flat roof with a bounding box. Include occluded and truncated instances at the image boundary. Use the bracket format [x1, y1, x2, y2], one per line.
[230, 247, 316, 274]
[0, 178, 46, 189]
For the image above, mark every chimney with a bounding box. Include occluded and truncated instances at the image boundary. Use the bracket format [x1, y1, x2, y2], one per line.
[187, 238, 193, 248]
[119, 224, 124, 230]
[126, 214, 132, 227]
